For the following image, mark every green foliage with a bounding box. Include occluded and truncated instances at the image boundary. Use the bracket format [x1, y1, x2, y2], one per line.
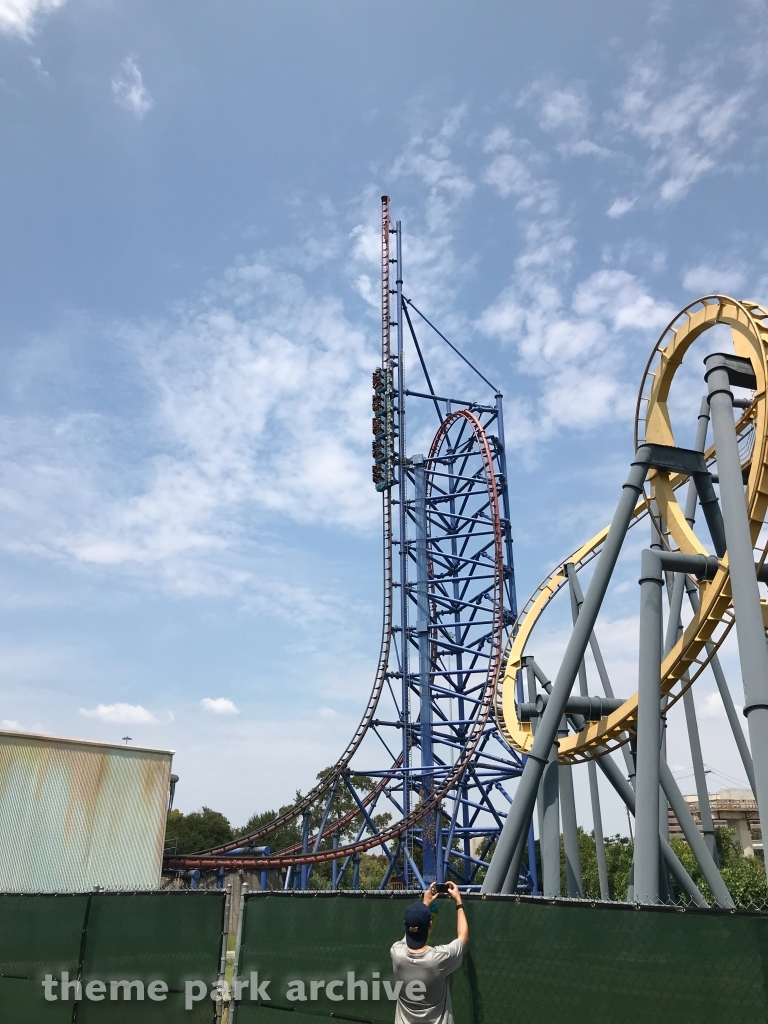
[236, 807, 302, 853]
[667, 827, 768, 908]
[558, 830, 634, 901]
[165, 806, 233, 854]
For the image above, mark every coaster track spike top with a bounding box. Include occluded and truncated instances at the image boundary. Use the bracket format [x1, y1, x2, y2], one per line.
[165, 198, 525, 888]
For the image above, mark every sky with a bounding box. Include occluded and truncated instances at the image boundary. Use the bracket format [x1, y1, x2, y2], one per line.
[1, 0, 767, 835]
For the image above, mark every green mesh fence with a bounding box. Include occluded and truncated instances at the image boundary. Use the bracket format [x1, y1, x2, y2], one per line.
[0, 894, 88, 1024]
[233, 892, 768, 1024]
[0, 891, 226, 1024]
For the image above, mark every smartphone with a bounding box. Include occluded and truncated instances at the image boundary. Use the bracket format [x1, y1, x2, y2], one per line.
[433, 882, 449, 895]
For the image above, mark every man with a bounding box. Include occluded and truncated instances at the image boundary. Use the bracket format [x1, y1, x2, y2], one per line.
[390, 881, 468, 1024]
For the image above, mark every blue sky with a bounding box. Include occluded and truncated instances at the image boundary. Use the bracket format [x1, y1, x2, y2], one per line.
[1, 0, 766, 831]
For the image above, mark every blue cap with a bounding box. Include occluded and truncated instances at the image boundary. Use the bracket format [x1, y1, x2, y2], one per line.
[403, 901, 432, 949]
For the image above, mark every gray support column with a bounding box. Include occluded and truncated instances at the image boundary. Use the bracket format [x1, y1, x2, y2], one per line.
[596, 753, 708, 907]
[674, 393, 718, 862]
[482, 453, 651, 892]
[684, 578, 756, 795]
[501, 825, 532, 895]
[588, 760, 609, 900]
[651, 517, 672, 904]
[659, 759, 734, 908]
[682, 686, 718, 863]
[558, 739, 583, 898]
[705, 353, 768, 837]
[567, 564, 608, 900]
[539, 741, 561, 897]
[634, 549, 664, 904]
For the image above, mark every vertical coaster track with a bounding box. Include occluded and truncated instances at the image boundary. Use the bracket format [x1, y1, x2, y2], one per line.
[166, 198, 528, 890]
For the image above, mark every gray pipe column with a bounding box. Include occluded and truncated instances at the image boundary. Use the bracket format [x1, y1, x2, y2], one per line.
[705, 353, 768, 841]
[522, 657, 560, 896]
[540, 738, 561, 897]
[558, 739, 583, 898]
[482, 452, 652, 893]
[634, 548, 664, 903]
[566, 565, 609, 900]
[651, 515, 672, 905]
[678, 396, 719, 861]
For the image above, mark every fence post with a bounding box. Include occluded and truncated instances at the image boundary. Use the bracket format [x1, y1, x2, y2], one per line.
[215, 884, 232, 1024]
[228, 884, 248, 1024]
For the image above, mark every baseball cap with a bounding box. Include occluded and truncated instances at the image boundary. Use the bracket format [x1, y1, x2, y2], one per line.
[403, 901, 432, 949]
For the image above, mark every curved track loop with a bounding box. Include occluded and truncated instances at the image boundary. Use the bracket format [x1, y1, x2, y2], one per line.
[170, 409, 506, 870]
[497, 296, 768, 765]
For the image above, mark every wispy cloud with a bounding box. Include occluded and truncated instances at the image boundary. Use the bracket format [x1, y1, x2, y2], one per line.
[607, 197, 636, 218]
[80, 703, 166, 724]
[518, 79, 611, 158]
[112, 56, 153, 119]
[200, 697, 239, 715]
[611, 57, 748, 205]
[0, 0, 64, 39]
[681, 264, 747, 295]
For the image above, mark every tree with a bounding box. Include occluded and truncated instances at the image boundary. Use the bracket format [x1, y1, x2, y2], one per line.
[165, 807, 233, 854]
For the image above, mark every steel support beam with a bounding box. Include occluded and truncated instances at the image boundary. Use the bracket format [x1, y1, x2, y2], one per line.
[705, 353, 768, 841]
[634, 548, 664, 904]
[567, 564, 607, 900]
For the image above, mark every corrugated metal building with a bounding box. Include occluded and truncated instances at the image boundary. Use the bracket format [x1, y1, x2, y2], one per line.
[0, 729, 173, 892]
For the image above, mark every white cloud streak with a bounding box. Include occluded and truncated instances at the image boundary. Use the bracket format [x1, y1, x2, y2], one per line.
[112, 56, 153, 119]
[200, 697, 239, 715]
[80, 703, 162, 724]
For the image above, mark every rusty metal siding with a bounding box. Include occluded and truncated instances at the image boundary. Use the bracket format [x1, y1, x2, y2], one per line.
[0, 730, 173, 892]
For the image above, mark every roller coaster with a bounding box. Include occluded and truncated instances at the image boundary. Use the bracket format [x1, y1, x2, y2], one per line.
[167, 197, 768, 904]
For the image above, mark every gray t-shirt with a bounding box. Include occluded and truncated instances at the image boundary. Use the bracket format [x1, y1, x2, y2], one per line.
[390, 937, 464, 1024]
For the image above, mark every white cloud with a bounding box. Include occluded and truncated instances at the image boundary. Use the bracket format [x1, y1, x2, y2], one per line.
[0, 0, 64, 38]
[1, 719, 22, 730]
[478, 240, 675, 442]
[538, 87, 590, 135]
[697, 691, 743, 719]
[681, 264, 747, 296]
[518, 80, 610, 158]
[200, 697, 239, 715]
[612, 60, 748, 205]
[607, 197, 636, 218]
[318, 706, 337, 720]
[484, 154, 559, 213]
[112, 56, 153, 119]
[80, 703, 159, 724]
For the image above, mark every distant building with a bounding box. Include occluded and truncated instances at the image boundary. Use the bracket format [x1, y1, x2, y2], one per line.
[667, 788, 762, 859]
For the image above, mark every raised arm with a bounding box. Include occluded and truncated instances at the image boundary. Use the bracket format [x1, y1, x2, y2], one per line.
[446, 882, 468, 946]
